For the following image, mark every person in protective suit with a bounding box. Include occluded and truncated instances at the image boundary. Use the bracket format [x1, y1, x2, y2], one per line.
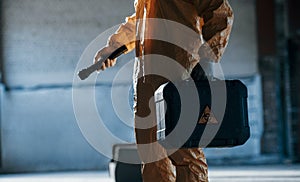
[94, 0, 234, 181]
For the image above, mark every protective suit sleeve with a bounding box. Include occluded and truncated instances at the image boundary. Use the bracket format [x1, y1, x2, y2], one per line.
[105, 0, 139, 54]
[106, 13, 136, 54]
[195, 0, 234, 62]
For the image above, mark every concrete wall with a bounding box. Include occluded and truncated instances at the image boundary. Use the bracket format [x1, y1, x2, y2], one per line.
[1, 84, 135, 173]
[0, 0, 261, 172]
[2, 0, 134, 88]
[221, 0, 258, 77]
[1, 0, 135, 173]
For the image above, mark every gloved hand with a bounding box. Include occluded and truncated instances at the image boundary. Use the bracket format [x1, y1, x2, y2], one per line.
[94, 47, 117, 71]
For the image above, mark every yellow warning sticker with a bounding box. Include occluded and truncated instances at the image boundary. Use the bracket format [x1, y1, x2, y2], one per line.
[199, 105, 218, 124]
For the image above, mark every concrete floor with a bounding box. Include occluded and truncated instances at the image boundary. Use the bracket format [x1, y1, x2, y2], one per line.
[0, 165, 300, 182]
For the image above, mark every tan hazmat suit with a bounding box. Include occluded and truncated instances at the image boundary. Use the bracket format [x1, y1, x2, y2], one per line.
[95, 0, 234, 181]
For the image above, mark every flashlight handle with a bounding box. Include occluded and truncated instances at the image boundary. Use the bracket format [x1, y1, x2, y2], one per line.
[78, 45, 128, 80]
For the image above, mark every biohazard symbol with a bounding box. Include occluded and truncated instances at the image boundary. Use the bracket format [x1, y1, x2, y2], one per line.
[199, 105, 218, 124]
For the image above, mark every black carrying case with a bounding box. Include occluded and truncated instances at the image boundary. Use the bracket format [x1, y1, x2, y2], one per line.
[155, 79, 250, 148]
